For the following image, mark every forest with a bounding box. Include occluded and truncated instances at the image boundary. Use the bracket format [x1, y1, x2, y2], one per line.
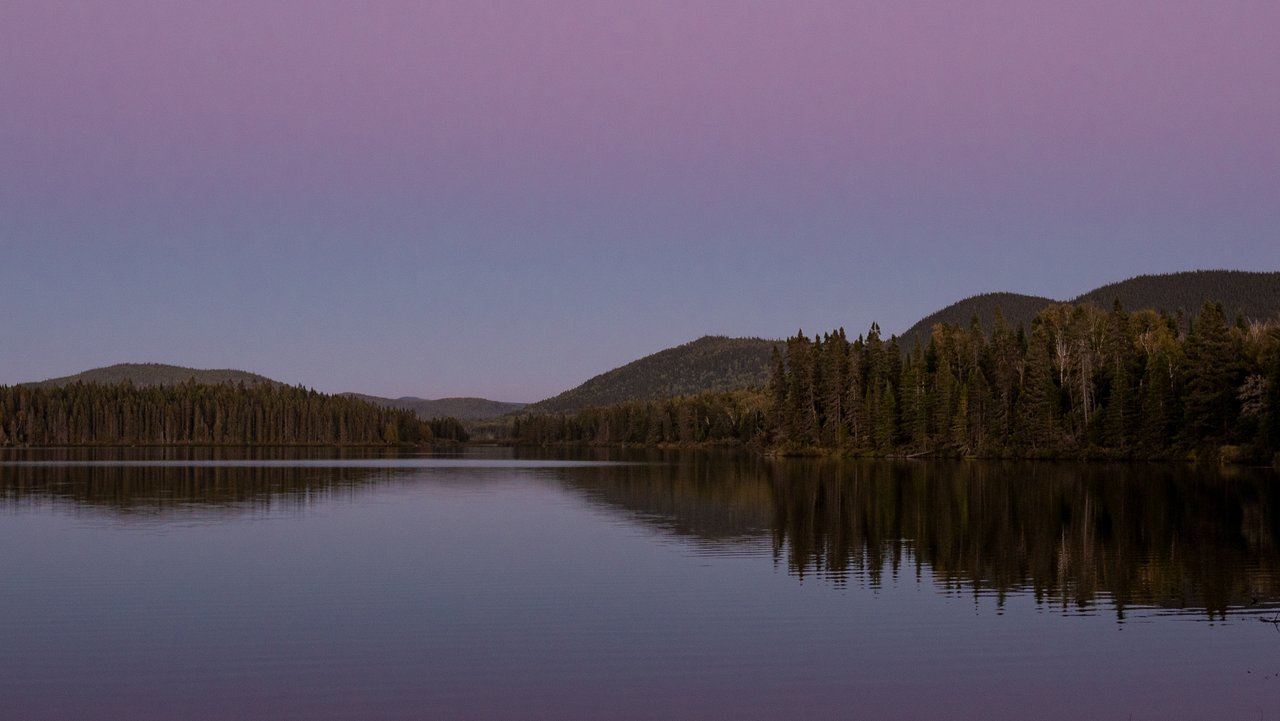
[0, 381, 459, 446]
[513, 300, 1280, 463]
[5, 298, 1278, 460]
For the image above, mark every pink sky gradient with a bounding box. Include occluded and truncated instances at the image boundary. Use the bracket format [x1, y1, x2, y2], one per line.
[3, 1, 1278, 400]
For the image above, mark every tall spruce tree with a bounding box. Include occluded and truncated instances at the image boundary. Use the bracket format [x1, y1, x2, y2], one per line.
[1182, 302, 1238, 442]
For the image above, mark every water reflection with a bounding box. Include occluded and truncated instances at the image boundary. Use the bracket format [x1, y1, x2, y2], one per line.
[3, 449, 1278, 620]
[0, 458, 411, 516]
[545, 453, 1280, 619]
[554, 451, 774, 547]
[765, 460, 1280, 620]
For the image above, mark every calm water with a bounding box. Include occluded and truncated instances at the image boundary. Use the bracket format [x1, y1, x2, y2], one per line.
[2, 447, 1279, 720]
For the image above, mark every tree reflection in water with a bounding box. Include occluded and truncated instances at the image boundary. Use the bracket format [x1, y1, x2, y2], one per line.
[766, 460, 1280, 619]
[4, 449, 1278, 620]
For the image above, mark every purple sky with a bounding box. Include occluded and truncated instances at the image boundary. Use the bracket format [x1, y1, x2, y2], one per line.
[3, 1, 1278, 402]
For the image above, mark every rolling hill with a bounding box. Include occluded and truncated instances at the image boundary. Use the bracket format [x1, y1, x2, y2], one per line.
[1071, 270, 1280, 319]
[526, 336, 778, 414]
[899, 270, 1280, 344]
[28, 363, 279, 388]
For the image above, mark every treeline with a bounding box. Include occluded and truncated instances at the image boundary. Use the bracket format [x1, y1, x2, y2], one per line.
[513, 390, 767, 447]
[0, 381, 443, 446]
[515, 300, 1280, 461]
[769, 300, 1280, 460]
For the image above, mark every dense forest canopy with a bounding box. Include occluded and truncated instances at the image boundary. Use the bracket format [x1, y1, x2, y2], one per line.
[515, 300, 1280, 463]
[0, 381, 469, 446]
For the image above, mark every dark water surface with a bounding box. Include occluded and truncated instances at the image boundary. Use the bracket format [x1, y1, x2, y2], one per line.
[2, 447, 1279, 720]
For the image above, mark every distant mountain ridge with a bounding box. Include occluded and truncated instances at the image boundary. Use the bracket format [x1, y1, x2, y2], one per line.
[344, 394, 526, 421]
[899, 270, 1280, 345]
[28, 363, 278, 388]
[527, 335, 777, 414]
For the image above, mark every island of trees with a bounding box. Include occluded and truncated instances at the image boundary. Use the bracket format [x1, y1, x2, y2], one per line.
[513, 300, 1280, 464]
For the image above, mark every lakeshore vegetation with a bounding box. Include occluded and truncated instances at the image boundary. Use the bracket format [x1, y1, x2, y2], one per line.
[513, 300, 1280, 462]
[0, 381, 451, 446]
[4, 296, 1279, 461]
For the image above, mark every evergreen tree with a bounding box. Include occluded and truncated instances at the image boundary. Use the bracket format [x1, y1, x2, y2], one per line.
[874, 383, 896, 452]
[1182, 302, 1238, 441]
[785, 331, 818, 445]
[1101, 301, 1136, 449]
[820, 329, 851, 446]
[988, 308, 1020, 442]
[1014, 325, 1058, 452]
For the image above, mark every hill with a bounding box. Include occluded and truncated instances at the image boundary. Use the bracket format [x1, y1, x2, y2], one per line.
[29, 363, 279, 388]
[898, 292, 1055, 348]
[345, 394, 526, 420]
[1071, 270, 1280, 320]
[527, 336, 777, 414]
[899, 270, 1280, 343]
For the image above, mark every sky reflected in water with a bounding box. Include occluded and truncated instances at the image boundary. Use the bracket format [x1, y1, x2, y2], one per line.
[2, 449, 1278, 720]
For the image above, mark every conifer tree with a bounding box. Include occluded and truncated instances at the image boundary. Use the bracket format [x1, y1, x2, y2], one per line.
[1182, 302, 1238, 441]
[1015, 325, 1058, 452]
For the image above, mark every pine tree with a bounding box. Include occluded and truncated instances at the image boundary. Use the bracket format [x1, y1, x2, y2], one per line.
[874, 383, 896, 451]
[785, 331, 817, 445]
[1101, 301, 1136, 449]
[1182, 302, 1238, 442]
[1015, 325, 1058, 452]
[988, 308, 1020, 442]
[821, 329, 851, 446]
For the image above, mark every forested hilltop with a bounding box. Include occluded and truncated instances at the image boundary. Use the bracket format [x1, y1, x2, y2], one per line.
[528, 336, 775, 413]
[900, 270, 1280, 347]
[513, 300, 1280, 464]
[29, 363, 279, 388]
[0, 382, 460, 446]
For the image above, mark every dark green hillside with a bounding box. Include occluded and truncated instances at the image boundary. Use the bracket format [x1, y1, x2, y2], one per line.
[899, 292, 1054, 347]
[528, 336, 777, 413]
[346, 394, 526, 420]
[898, 271, 1280, 343]
[31, 363, 278, 389]
[1073, 270, 1280, 323]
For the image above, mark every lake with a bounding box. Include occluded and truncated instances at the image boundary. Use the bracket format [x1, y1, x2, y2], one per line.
[2, 447, 1278, 720]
